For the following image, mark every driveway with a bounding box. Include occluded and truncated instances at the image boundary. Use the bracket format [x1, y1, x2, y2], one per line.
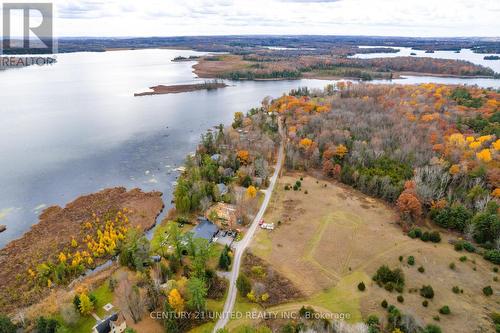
[213, 120, 284, 332]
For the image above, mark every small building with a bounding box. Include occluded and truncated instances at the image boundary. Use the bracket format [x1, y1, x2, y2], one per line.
[192, 218, 219, 241]
[92, 313, 127, 333]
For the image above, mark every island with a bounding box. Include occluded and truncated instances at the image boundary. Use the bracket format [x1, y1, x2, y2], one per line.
[134, 81, 227, 96]
[0, 225, 5, 233]
[484, 55, 500, 60]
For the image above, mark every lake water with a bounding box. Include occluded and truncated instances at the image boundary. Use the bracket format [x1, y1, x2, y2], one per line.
[353, 46, 500, 73]
[0, 48, 499, 247]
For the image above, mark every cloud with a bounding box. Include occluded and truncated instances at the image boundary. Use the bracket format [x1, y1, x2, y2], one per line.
[51, 0, 500, 37]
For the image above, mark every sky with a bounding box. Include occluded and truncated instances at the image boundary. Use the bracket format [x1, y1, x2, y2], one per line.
[3, 0, 500, 37]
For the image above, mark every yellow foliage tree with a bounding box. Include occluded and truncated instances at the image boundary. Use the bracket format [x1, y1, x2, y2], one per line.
[78, 293, 94, 315]
[448, 133, 465, 146]
[492, 188, 500, 198]
[246, 185, 257, 198]
[335, 144, 348, 158]
[71, 238, 78, 248]
[449, 164, 460, 175]
[476, 149, 492, 163]
[299, 138, 313, 148]
[469, 141, 481, 150]
[168, 289, 185, 313]
[237, 150, 250, 165]
[58, 252, 67, 263]
[493, 139, 500, 151]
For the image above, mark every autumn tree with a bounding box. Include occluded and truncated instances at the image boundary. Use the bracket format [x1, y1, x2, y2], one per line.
[168, 289, 184, 313]
[396, 191, 422, 224]
[246, 185, 257, 198]
[78, 293, 94, 315]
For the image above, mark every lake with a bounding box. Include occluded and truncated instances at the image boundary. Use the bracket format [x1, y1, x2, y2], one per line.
[353, 46, 500, 73]
[0, 48, 499, 247]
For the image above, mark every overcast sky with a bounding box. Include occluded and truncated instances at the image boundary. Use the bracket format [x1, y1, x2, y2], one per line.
[6, 0, 500, 37]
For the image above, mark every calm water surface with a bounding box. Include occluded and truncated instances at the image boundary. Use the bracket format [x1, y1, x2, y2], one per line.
[0, 48, 498, 247]
[354, 46, 500, 73]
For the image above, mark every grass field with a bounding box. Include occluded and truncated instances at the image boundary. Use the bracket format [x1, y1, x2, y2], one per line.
[246, 173, 499, 332]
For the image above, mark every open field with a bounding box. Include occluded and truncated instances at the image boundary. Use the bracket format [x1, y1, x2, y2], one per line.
[247, 173, 499, 332]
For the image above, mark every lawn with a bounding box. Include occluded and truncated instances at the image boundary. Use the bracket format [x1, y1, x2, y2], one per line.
[58, 279, 114, 333]
[247, 173, 499, 332]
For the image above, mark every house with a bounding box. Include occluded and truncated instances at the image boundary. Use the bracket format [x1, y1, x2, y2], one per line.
[206, 202, 238, 230]
[217, 183, 228, 196]
[191, 218, 219, 241]
[92, 313, 127, 333]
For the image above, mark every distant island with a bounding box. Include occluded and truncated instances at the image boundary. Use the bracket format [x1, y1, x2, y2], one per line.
[172, 55, 201, 62]
[134, 80, 227, 96]
[484, 55, 500, 60]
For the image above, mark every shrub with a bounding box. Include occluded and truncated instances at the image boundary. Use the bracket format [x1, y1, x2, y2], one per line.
[407, 256, 415, 266]
[449, 262, 456, 270]
[422, 300, 429, 307]
[381, 299, 388, 308]
[439, 306, 451, 315]
[459, 256, 467, 262]
[431, 204, 472, 232]
[36, 316, 59, 333]
[397, 295, 404, 303]
[421, 232, 430, 242]
[412, 228, 423, 237]
[358, 282, 366, 291]
[491, 312, 500, 325]
[372, 265, 405, 289]
[399, 255, 403, 262]
[454, 242, 463, 251]
[463, 242, 475, 252]
[408, 229, 418, 239]
[298, 306, 315, 318]
[452, 286, 460, 294]
[384, 282, 394, 292]
[395, 284, 404, 293]
[483, 286, 493, 296]
[423, 324, 442, 333]
[429, 231, 441, 243]
[0, 315, 16, 333]
[366, 314, 379, 327]
[484, 249, 500, 264]
[236, 274, 251, 297]
[420, 285, 435, 299]
[494, 267, 499, 273]
[418, 266, 425, 273]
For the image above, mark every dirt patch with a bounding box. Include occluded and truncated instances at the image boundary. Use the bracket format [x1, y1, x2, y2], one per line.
[0, 187, 163, 314]
[251, 173, 499, 332]
[242, 251, 304, 306]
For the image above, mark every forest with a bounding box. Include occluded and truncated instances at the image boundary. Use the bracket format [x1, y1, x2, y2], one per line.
[196, 54, 497, 81]
[271, 83, 500, 263]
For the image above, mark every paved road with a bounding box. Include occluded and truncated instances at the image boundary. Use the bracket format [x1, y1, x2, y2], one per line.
[213, 121, 284, 332]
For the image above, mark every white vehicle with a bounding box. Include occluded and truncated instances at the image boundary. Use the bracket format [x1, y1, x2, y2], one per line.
[260, 223, 275, 230]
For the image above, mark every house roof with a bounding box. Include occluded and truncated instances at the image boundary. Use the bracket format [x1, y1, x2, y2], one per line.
[93, 313, 118, 333]
[192, 219, 219, 241]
